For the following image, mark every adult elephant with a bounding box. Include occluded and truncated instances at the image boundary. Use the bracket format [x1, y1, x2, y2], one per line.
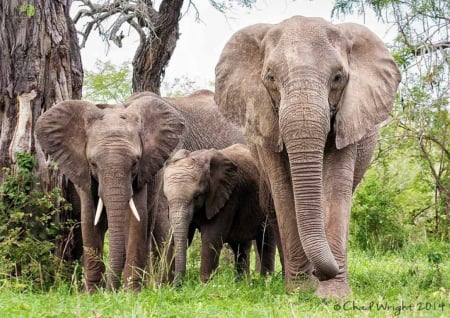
[214, 16, 401, 298]
[36, 90, 244, 292]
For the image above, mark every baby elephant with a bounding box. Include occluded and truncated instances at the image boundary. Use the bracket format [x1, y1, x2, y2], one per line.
[163, 144, 276, 283]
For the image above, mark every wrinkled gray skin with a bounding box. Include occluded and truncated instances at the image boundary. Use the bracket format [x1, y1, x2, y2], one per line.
[215, 16, 401, 298]
[147, 90, 245, 283]
[36, 90, 244, 292]
[163, 144, 277, 284]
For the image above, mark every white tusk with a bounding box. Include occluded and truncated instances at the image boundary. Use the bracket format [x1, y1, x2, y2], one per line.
[94, 198, 104, 226]
[129, 198, 141, 222]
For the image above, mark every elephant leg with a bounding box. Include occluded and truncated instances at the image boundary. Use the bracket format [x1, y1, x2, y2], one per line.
[259, 177, 283, 275]
[124, 185, 148, 291]
[253, 145, 315, 292]
[149, 225, 174, 285]
[77, 186, 107, 293]
[318, 141, 357, 298]
[147, 179, 174, 284]
[229, 241, 251, 278]
[353, 127, 379, 191]
[256, 222, 276, 276]
[200, 235, 223, 283]
[63, 180, 83, 261]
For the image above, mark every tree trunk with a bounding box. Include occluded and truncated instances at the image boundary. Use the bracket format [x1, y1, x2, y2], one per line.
[132, 0, 183, 94]
[0, 0, 83, 261]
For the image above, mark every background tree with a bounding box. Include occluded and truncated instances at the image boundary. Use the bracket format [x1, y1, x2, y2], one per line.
[332, 0, 449, 240]
[160, 75, 203, 97]
[0, 0, 83, 260]
[73, 0, 258, 94]
[83, 60, 132, 103]
[82, 62, 201, 102]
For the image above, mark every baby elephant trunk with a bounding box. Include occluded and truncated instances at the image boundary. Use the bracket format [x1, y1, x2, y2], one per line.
[169, 204, 192, 285]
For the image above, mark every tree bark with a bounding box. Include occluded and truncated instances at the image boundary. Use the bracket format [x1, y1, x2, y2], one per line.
[132, 0, 183, 94]
[0, 0, 83, 260]
[73, 0, 183, 94]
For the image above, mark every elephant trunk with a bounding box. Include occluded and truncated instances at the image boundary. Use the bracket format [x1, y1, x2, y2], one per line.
[169, 203, 192, 285]
[280, 96, 339, 281]
[102, 191, 129, 290]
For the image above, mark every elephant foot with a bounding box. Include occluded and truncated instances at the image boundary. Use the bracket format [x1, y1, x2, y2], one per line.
[123, 279, 142, 292]
[285, 272, 317, 294]
[315, 279, 351, 299]
[83, 276, 105, 294]
[172, 272, 183, 287]
[106, 275, 122, 292]
[83, 284, 100, 294]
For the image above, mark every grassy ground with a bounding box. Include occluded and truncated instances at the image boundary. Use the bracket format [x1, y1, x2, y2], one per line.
[1, 242, 449, 318]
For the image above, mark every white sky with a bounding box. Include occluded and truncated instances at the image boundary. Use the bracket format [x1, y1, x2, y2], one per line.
[76, 0, 393, 90]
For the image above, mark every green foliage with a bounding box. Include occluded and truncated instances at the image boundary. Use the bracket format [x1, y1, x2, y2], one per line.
[351, 168, 408, 251]
[83, 60, 132, 104]
[19, 3, 36, 17]
[332, 0, 393, 18]
[350, 114, 448, 250]
[0, 152, 74, 292]
[210, 0, 258, 13]
[0, 244, 448, 317]
[83, 59, 202, 101]
[418, 241, 447, 289]
[161, 75, 202, 98]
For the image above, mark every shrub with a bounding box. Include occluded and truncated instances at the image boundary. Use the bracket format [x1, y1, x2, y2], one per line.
[0, 152, 74, 291]
[351, 169, 408, 252]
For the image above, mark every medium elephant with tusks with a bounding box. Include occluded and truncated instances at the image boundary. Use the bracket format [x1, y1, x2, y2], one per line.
[36, 90, 244, 292]
[214, 16, 401, 298]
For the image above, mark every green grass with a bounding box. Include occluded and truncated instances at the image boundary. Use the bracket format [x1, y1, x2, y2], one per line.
[1, 243, 449, 318]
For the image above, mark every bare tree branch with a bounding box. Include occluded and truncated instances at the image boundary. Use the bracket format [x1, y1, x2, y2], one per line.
[74, 0, 147, 48]
[414, 41, 450, 56]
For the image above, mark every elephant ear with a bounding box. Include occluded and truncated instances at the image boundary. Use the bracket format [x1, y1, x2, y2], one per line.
[35, 100, 103, 191]
[334, 23, 401, 149]
[126, 93, 186, 188]
[204, 150, 239, 220]
[165, 149, 190, 167]
[215, 23, 283, 152]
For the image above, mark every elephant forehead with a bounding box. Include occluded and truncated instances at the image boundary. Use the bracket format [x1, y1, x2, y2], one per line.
[165, 162, 202, 181]
[88, 114, 140, 137]
[280, 16, 335, 37]
[268, 16, 342, 54]
[86, 122, 142, 157]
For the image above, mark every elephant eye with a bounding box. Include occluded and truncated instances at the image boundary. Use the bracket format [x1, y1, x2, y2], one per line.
[194, 192, 202, 201]
[265, 73, 275, 82]
[332, 70, 346, 85]
[331, 70, 346, 89]
[132, 158, 139, 170]
[333, 72, 343, 83]
[90, 162, 97, 169]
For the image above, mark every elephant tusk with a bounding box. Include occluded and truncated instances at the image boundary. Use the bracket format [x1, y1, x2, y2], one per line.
[94, 198, 104, 226]
[129, 198, 141, 222]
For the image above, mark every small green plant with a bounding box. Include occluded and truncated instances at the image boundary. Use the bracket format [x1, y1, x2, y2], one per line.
[19, 3, 36, 17]
[0, 152, 74, 292]
[420, 249, 445, 289]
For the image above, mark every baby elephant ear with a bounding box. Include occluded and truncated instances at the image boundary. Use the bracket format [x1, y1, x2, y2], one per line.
[35, 100, 103, 192]
[164, 149, 190, 169]
[126, 93, 186, 187]
[205, 149, 239, 220]
[167, 149, 190, 165]
[334, 23, 401, 149]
